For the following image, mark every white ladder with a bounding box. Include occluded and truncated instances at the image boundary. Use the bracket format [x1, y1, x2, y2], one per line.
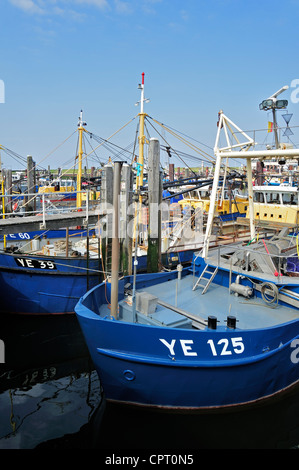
[192, 265, 218, 294]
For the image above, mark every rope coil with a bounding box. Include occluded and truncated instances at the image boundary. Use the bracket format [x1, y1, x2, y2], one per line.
[260, 281, 279, 305]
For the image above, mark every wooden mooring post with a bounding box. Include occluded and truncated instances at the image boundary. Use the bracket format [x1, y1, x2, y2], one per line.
[120, 163, 133, 276]
[26, 155, 36, 214]
[100, 162, 113, 274]
[110, 161, 122, 319]
[147, 138, 162, 273]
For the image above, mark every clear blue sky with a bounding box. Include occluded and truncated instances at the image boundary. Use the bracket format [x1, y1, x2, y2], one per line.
[1, 0, 299, 172]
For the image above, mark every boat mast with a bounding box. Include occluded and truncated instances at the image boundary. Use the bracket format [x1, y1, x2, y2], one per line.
[202, 112, 255, 258]
[272, 107, 279, 149]
[76, 110, 86, 209]
[259, 86, 289, 150]
[136, 72, 149, 189]
[131, 73, 149, 320]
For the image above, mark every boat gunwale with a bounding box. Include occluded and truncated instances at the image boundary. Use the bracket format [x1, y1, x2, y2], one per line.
[96, 330, 299, 367]
[0, 265, 100, 276]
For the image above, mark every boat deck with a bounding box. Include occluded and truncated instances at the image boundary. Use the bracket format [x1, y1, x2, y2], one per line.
[99, 273, 299, 330]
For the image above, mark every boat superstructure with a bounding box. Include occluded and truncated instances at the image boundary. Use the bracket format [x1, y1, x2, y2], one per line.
[246, 184, 299, 226]
[38, 177, 76, 202]
[195, 87, 299, 309]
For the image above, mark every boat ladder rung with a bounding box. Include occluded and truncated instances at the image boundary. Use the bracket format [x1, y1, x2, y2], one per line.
[192, 265, 218, 294]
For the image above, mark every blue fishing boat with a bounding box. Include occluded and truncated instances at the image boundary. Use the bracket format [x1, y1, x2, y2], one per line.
[75, 89, 299, 410]
[0, 250, 101, 315]
[75, 263, 299, 410]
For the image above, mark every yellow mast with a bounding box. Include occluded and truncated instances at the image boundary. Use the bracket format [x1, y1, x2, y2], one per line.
[76, 110, 86, 209]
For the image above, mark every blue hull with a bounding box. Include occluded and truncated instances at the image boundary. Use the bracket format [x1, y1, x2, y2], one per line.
[75, 270, 299, 410]
[0, 252, 101, 315]
[0, 242, 193, 315]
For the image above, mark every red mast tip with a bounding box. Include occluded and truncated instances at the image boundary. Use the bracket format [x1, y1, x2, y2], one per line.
[142, 72, 145, 84]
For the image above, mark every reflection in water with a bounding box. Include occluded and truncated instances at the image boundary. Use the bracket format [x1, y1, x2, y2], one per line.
[0, 362, 102, 449]
[2, 313, 299, 449]
[0, 314, 103, 449]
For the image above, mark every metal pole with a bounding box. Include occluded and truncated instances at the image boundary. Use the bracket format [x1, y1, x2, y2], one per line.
[42, 194, 46, 228]
[86, 222, 89, 291]
[216, 148, 299, 159]
[86, 189, 89, 224]
[66, 227, 69, 257]
[137, 72, 146, 189]
[272, 108, 279, 149]
[202, 152, 222, 258]
[246, 156, 255, 240]
[110, 161, 122, 319]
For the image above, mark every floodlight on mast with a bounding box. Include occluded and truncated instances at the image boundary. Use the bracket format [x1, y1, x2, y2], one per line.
[259, 86, 289, 149]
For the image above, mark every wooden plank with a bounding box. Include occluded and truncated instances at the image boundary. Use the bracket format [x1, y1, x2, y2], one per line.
[0, 209, 103, 234]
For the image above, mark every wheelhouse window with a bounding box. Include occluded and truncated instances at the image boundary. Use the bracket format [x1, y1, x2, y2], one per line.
[265, 192, 280, 204]
[253, 192, 265, 203]
[281, 192, 299, 205]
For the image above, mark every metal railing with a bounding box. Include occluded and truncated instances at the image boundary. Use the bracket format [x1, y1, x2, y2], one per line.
[1, 189, 100, 221]
[209, 239, 299, 282]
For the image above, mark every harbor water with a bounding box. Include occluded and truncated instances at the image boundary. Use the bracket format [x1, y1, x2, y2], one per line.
[2, 313, 299, 452]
